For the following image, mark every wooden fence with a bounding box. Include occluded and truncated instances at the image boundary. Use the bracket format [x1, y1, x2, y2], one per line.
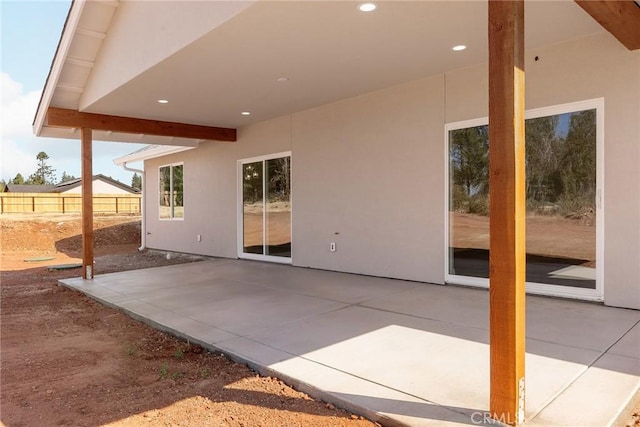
[0, 193, 141, 215]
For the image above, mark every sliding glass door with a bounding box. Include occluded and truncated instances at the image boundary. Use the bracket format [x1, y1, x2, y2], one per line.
[446, 100, 603, 300]
[239, 152, 292, 263]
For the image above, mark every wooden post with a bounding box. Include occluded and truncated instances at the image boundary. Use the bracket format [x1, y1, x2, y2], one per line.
[81, 127, 94, 279]
[488, 1, 526, 425]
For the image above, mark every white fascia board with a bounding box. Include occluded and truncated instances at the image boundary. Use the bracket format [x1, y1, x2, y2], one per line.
[113, 145, 196, 166]
[33, 0, 87, 136]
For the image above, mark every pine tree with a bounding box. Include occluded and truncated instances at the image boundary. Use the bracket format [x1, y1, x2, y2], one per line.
[60, 171, 76, 183]
[12, 173, 25, 185]
[27, 152, 57, 185]
[131, 173, 142, 191]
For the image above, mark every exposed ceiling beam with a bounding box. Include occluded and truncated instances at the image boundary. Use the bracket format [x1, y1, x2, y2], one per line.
[574, 0, 640, 50]
[46, 107, 237, 142]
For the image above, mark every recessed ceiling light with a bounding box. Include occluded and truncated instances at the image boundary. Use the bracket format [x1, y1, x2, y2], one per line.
[157, 99, 169, 104]
[241, 111, 251, 116]
[452, 45, 467, 51]
[358, 2, 377, 12]
[276, 77, 289, 83]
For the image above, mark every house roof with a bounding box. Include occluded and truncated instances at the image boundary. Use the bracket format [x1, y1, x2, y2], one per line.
[4, 184, 57, 193]
[33, 1, 611, 145]
[3, 175, 138, 194]
[113, 144, 197, 166]
[56, 174, 139, 194]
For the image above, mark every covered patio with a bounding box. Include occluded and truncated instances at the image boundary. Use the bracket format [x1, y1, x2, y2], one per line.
[60, 259, 640, 426]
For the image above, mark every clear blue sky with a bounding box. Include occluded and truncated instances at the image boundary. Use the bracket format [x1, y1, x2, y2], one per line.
[1, 0, 144, 185]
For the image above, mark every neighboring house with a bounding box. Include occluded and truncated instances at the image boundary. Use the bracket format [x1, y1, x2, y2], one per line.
[4, 184, 57, 193]
[54, 174, 139, 195]
[3, 175, 138, 194]
[33, 0, 639, 313]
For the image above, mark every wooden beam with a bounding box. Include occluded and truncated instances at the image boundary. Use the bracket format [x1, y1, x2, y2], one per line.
[488, 1, 526, 425]
[46, 107, 237, 142]
[575, 0, 640, 50]
[81, 127, 94, 280]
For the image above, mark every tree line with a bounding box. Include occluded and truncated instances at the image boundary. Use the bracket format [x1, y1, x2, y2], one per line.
[242, 157, 291, 204]
[450, 109, 596, 216]
[0, 152, 142, 192]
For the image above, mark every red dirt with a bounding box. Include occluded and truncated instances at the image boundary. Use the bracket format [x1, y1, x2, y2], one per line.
[0, 214, 376, 427]
[451, 212, 596, 264]
[1, 214, 636, 426]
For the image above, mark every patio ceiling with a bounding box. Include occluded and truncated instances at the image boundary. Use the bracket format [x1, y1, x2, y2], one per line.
[35, 0, 605, 145]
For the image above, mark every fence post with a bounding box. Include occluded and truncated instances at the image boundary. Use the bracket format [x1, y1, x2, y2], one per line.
[1, 196, 3, 214]
[32, 196, 35, 212]
[62, 197, 65, 214]
[115, 197, 119, 214]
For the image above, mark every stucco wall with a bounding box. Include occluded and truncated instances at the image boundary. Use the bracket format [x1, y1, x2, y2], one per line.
[144, 32, 639, 309]
[291, 75, 445, 282]
[145, 116, 292, 256]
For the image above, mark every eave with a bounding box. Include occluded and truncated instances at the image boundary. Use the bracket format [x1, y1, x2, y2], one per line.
[113, 144, 196, 166]
[33, 0, 237, 145]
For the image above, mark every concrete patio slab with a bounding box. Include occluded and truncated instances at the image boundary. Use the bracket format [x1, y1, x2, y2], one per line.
[60, 258, 640, 426]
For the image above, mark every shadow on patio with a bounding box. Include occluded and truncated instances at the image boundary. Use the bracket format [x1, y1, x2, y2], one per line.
[60, 258, 640, 426]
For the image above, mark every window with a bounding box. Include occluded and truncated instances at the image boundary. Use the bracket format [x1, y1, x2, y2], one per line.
[159, 163, 184, 219]
[238, 152, 292, 263]
[446, 99, 603, 300]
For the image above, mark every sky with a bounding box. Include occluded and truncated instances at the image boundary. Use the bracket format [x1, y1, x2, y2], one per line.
[1, 0, 145, 186]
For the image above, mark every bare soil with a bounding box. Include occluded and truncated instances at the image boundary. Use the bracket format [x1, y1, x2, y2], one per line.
[0, 214, 375, 427]
[451, 212, 596, 265]
[1, 214, 637, 427]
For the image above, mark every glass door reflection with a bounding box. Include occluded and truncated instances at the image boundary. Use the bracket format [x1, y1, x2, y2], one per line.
[448, 109, 597, 291]
[241, 154, 291, 260]
[242, 161, 264, 254]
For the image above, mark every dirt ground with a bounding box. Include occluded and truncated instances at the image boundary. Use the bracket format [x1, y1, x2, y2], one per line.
[1, 214, 637, 427]
[451, 212, 596, 264]
[0, 214, 376, 427]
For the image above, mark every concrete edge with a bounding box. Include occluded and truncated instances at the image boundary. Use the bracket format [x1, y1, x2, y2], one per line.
[57, 278, 404, 427]
[611, 386, 640, 427]
[218, 347, 404, 427]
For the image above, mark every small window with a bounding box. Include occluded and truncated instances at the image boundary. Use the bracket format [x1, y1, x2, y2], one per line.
[159, 163, 184, 219]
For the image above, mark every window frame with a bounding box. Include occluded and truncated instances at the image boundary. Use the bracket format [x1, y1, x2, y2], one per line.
[236, 151, 293, 264]
[158, 162, 184, 221]
[444, 98, 604, 301]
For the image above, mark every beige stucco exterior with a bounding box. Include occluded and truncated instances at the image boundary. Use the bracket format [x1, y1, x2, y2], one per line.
[144, 33, 640, 310]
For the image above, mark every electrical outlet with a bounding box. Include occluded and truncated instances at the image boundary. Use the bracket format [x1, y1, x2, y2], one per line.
[197, 234, 201, 242]
[330, 242, 336, 252]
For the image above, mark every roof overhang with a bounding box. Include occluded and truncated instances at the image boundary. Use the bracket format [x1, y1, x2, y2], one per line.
[113, 144, 196, 166]
[33, 0, 639, 147]
[33, 0, 243, 146]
